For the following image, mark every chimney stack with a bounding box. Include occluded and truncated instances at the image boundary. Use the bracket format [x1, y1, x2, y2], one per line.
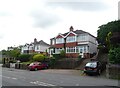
[69, 26, 74, 31]
[34, 38, 37, 44]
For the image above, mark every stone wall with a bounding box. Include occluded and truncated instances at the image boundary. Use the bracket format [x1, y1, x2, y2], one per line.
[106, 64, 120, 79]
[50, 59, 83, 69]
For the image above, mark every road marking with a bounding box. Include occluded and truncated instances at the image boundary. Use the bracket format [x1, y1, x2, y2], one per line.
[12, 78, 17, 80]
[30, 81, 56, 86]
[0, 75, 17, 80]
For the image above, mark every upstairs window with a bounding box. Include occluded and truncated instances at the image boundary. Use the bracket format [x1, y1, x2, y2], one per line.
[66, 36, 76, 43]
[56, 38, 64, 44]
[78, 34, 87, 41]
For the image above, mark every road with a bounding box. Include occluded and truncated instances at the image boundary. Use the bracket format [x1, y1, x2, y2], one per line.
[2, 67, 119, 88]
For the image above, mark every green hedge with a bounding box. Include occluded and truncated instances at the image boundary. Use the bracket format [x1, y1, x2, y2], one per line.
[18, 54, 32, 62]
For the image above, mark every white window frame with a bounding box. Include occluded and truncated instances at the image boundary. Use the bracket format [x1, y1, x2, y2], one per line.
[66, 47, 77, 53]
[56, 38, 64, 44]
[66, 36, 76, 43]
[55, 48, 63, 54]
[78, 34, 87, 41]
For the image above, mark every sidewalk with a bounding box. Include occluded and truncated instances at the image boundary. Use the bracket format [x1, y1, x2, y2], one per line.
[40, 69, 84, 76]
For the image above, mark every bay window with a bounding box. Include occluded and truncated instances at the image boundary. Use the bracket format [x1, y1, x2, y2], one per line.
[56, 38, 64, 44]
[66, 36, 76, 43]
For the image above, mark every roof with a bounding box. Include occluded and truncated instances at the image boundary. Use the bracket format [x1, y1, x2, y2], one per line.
[51, 29, 96, 39]
[35, 40, 50, 46]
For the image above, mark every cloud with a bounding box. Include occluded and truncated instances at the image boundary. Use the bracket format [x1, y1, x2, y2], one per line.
[30, 9, 61, 28]
[46, 0, 110, 11]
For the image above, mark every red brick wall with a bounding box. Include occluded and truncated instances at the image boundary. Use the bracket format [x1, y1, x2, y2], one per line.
[83, 53, 90, 59]
[68, 33, 75, 36]
[65, 42, 77, 47]
[54, 44, 64, 48]
[66, 53, 79, 58]
[56, 35, 63, 38]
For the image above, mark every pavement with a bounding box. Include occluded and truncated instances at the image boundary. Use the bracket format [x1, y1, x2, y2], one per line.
[40, 69, 84, 76]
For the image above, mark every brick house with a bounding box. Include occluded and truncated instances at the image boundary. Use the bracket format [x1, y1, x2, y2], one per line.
[21, 38, 50, 54]
[49, 26, 98, 58]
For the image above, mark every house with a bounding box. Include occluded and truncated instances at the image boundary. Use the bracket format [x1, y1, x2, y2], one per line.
[49, 26, 98, 58]
[7, 46, 17, 51]
[21, 38, 50, 54]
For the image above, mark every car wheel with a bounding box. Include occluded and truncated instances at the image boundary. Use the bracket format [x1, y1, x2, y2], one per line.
[35, 68, 38, 71]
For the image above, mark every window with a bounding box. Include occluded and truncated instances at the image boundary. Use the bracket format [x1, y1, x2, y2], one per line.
[78, 34, 87, 41]
[36, 46, 39, 50]
[66, 47, 77, 53]
[55, 48, 63, 54]
[66, 36, 76, 43]
[56, 38, 64, 44]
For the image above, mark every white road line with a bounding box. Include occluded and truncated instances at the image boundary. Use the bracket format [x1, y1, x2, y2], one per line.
[12, 78, 17, 80]
[30, 81, 56, 86]
[0, 75, 17, 80]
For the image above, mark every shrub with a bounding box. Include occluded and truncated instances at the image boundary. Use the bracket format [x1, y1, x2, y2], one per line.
[60, 50, 66, 58]
[108, 47, 120, 64]
[32, 54, 45, 62]
[52, 54, 61, 59]
[18, 54, 32, 62]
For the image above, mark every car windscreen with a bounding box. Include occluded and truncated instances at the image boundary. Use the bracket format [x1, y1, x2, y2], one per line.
[29, 63, 35, 66]
[85, 62, 97, 68]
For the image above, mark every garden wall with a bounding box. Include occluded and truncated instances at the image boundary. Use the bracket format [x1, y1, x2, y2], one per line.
[106, 64, 120, 80]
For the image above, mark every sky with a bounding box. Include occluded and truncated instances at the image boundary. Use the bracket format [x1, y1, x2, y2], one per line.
[0, 0, 119, 50]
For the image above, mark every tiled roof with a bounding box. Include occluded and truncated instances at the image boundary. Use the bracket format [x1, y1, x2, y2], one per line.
[51, 29, 95, 39]
[36, 40, 50, 46]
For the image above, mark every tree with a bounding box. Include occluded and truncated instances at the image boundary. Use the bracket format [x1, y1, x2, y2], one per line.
[108, 47, 120, 64]
[9, 49, 20, 59]
[32, 54, 45, 62]
[18, 54, 32, 62]
[97, 20, 120, 46]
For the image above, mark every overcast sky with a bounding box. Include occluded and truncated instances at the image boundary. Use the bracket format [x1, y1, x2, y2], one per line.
[0, 0, 119, 50]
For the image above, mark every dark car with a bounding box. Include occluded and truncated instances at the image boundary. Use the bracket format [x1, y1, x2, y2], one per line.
[28, 62, 48, 71]
[84, 61, 102, 75]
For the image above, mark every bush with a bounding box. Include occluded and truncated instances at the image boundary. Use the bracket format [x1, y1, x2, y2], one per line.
[108, 47, 120, 64]
[18, 54, 32, 62]
[60, 50, 66, 58]
[52, 54, 61, 59]
[78, 55, 81, 60]
[32, 54, 45, 62]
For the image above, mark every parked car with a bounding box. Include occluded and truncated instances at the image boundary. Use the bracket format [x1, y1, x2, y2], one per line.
[28, 62, 48, 71]
[84, 61, 102, 75]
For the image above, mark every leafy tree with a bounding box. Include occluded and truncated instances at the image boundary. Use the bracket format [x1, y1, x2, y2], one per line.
[97, 20, 120, 46]
[18, 54, 32, 62]
[9, 49, 20, 59]
[32, 54, 45, 62]
[108, 47, 120, 64]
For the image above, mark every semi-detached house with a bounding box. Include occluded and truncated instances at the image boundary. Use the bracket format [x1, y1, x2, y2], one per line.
[21, 38, 50, 54]
[49, 26, 98, 58]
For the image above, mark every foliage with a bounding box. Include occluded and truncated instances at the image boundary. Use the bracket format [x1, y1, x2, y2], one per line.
[9, 49, 20, 58]
[97, 20, 120, 46]
[52, 54, 61, 59]
[108, 47, 120, 64]
[49, 57, 56, 68]
[2, 49, 20, 59]
[78, 55, 81, 60]
[60, 50, 66, 58]
[18, 54, 32, 62]
[32, 54, 45, 62]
